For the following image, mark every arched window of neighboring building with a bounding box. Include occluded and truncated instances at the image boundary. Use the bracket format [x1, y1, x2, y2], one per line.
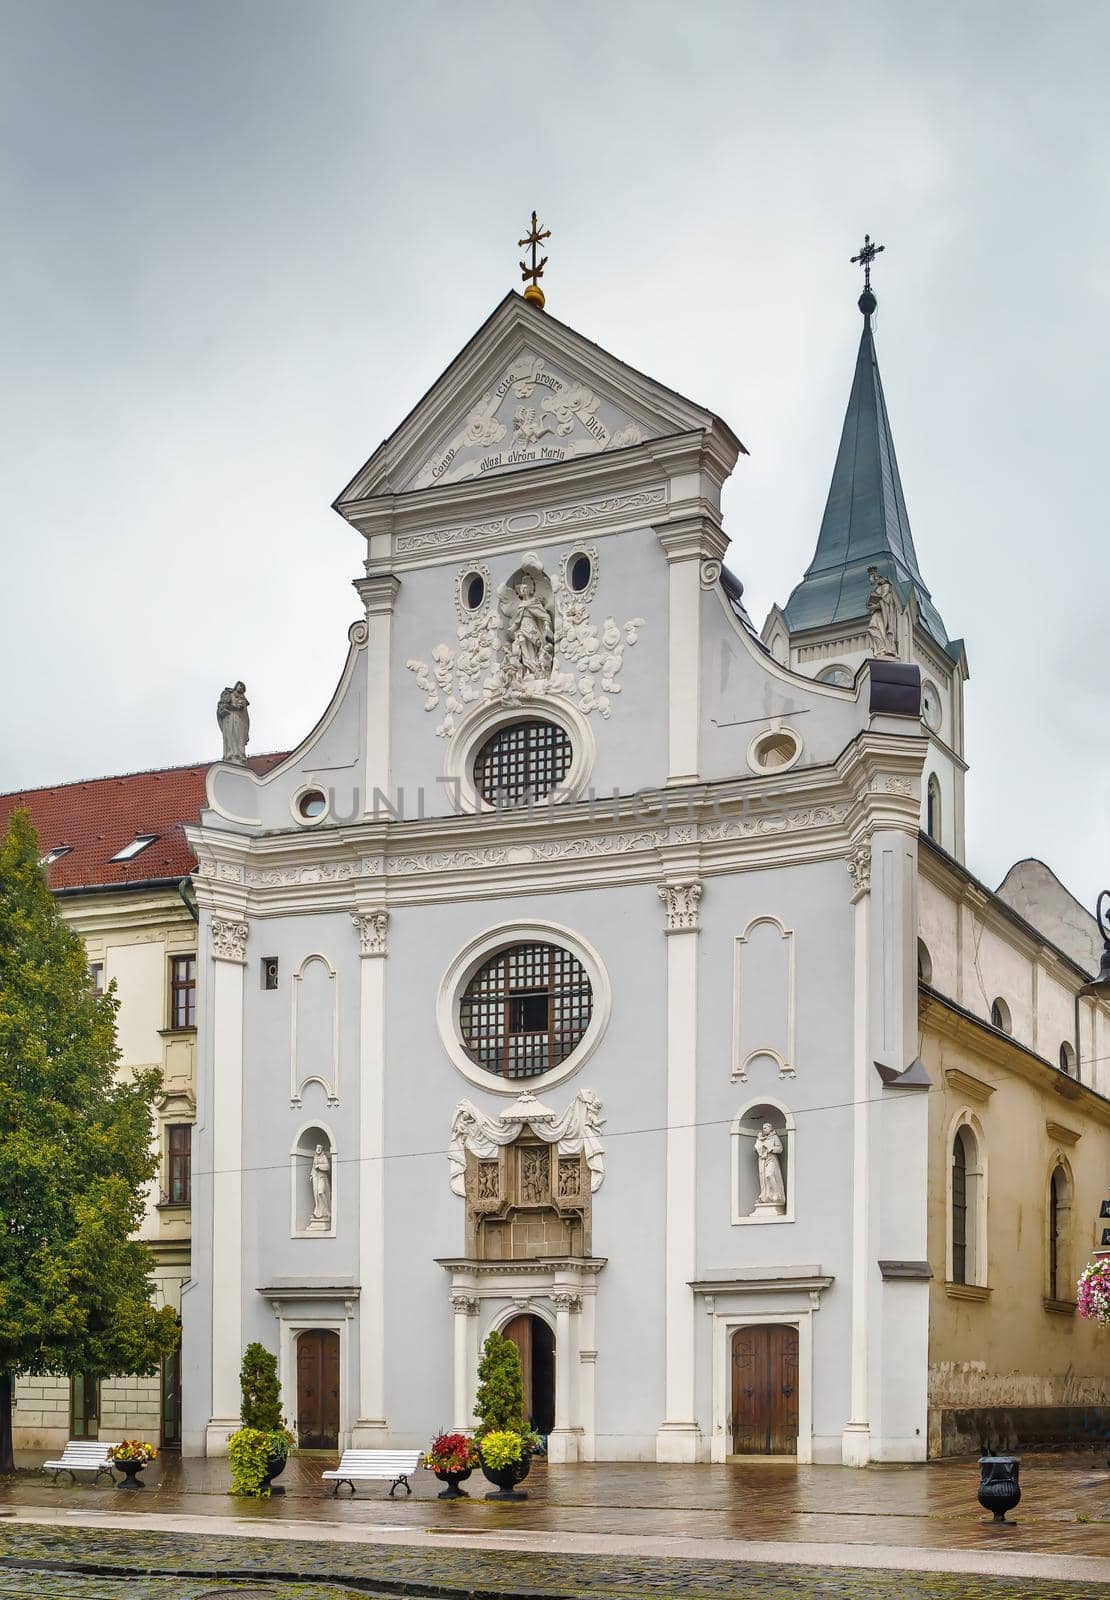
[1058, 1040, 1076, 1077]
[926, 775, 941, 843]
[1047, 1163, 1072, 1305]
[917, 939, 933, 985]
[949, 1118, 986, 1287]
[951, 1132, 969, 1283]
[990, 997, 1012, 1035]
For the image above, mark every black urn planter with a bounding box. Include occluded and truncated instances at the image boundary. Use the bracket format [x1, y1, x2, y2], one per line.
[978, 1455, 1021, 1523]
[261, 1451, 288, 1495]
[112, 1458, 148, 1489]
[435, 1466, 472, 1499]
[481, 1453, 531, 1501]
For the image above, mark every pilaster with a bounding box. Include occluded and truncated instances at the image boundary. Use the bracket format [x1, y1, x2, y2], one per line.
[205, 914, 248, 1456]
[354, 574, 401, 816]
[657, 520, 727, 786]
[547, 1292, 582, 1463]
[655, 879, 703, 1462]
[351, 907, 390, 1446]
[842, 846, 872, 1466]
[449, 1294, 478, 1431]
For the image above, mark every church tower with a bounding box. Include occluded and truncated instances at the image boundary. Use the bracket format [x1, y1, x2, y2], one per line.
[762, 239, 969, 860]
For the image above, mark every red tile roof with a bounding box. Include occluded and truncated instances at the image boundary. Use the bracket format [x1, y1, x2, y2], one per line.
[0, 755, 287, 892]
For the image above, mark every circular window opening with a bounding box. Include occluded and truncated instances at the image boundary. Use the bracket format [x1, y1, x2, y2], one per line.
[569, 553, 592, 593]
[297, 790, 327, 820]
[750, 730, 800, 771]
[459, 941, 593, 1080]
[464, 572, 486, 611]
[474, 719, 573, 807]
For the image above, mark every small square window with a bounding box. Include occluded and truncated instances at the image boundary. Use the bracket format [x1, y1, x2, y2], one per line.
[261, 957, 279, 991]
[88, 962, 105, 996]
[111, 834, 158, 862]
[510, 992, 549, 1034]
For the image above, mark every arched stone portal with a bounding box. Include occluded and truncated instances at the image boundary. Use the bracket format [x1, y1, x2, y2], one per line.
[502, 1313, 555, 1436]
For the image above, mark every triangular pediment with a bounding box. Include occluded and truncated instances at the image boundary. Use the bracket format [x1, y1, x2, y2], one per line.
[335, 293, 735, 506]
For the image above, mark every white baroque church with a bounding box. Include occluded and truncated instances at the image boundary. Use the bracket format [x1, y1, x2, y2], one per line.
[182, 264, 1110, 1465]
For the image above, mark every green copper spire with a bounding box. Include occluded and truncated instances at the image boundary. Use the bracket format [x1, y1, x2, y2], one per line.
[783, 240, 948, 646]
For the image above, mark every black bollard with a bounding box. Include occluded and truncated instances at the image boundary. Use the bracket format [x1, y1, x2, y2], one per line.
[978, 1455, 1021, 1523]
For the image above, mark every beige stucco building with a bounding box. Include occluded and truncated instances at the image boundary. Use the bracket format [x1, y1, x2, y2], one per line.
[1, 760, 276, 1448]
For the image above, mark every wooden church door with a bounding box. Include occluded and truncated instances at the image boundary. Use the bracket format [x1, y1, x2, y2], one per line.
[730, 1324, 798, 1455]
[296, 1329, 340, 1449]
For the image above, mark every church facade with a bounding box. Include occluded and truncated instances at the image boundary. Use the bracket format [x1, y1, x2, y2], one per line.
[181, 278, 1109, 1464]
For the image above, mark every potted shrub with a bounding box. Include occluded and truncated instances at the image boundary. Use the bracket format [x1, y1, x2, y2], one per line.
[425, 1430, 478, 1498]
[473, 1331, 534, 1500]
[228, 1342, 295, 1498]
[108, 1439, 157, 1489]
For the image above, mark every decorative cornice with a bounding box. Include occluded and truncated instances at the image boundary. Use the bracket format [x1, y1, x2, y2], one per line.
[392, 486, 668, 557]
[211, 916, 249, 963]
[655, 515, 728, 565]
[659, 881, 702, 933]
[351, 909, 389, 957]
[1045, 1119, 1080, 1146]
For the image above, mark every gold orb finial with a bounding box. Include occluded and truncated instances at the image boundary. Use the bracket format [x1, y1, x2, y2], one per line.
[518, 210, 551, 310]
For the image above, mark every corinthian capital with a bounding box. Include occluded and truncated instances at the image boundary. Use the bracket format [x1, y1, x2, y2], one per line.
[351, 909, 389, 957]
[211, 915, 249, 963]
[658, 881, 703, 933]
[847, 845, 872, 898]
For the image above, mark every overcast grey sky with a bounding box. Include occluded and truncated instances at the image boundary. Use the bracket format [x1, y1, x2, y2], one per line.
[2, 1, 1107, 907]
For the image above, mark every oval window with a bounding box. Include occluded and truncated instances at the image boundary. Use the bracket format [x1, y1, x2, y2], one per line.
[465, 573, 486, 611]
[569, 554, 592, 593]
[749, 730, 800, 771]
[298, 790, 327, 819]
[459, 941, 593, 1079]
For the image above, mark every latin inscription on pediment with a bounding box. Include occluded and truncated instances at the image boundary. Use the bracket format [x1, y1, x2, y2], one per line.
[408, 349, 650, 491]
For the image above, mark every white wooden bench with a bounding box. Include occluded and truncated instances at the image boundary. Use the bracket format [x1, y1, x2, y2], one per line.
[42, 1441, 120, 1483]
[321, 1448, 424, 1496]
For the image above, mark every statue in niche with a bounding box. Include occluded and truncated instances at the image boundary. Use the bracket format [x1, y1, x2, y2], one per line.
[866, 567, 900, 659]
[754, 1122, 786, 1211]
[501, 570, 554, 689]
[217, 681, 250, 763]
[308, 1142, 332, 1229]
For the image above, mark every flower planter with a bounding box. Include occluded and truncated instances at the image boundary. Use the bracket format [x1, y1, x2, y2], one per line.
[481, 1453, 531, 1501]
[112, 1458, 148, 1489]
[434, 1466, 472, 1499]
[261, 1451, 288, 1495]
[978, 1455, 1021, 1523]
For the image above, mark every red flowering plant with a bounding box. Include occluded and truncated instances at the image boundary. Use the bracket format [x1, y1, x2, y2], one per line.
[424, 1430, 478, 1474]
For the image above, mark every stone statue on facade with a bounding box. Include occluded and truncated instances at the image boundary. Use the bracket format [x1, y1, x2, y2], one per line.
[217, 681, 250, 764]
[501, 570, 554, 689]
[308, 1143, 332, 1229]
[754, 1122, 786, 1211]
[866, 568, 900, 659]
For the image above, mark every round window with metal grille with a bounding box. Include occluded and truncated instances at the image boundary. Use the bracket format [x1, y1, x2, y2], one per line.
[459, 942, 593, 1080]
[473, 719, 573, 806]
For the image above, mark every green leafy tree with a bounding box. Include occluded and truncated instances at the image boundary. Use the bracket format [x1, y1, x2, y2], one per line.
[473, 1330, 526, 1437]
[0, 810, 178, 1473]
[239, 1342, 282, 1431]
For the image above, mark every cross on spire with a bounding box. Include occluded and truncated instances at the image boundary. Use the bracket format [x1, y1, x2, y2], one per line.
[851, 233, 884, 293]
[518, 210, 551, 310]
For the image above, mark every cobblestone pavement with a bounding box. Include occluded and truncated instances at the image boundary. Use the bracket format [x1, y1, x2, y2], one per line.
[0, 1522, 1105, 1599]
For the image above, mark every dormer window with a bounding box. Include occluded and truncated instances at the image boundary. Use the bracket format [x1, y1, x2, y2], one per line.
[110, 834, 158, 862]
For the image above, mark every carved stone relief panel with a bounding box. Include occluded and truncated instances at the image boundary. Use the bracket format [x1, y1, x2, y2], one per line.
[462, 1137, 591, 1261]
